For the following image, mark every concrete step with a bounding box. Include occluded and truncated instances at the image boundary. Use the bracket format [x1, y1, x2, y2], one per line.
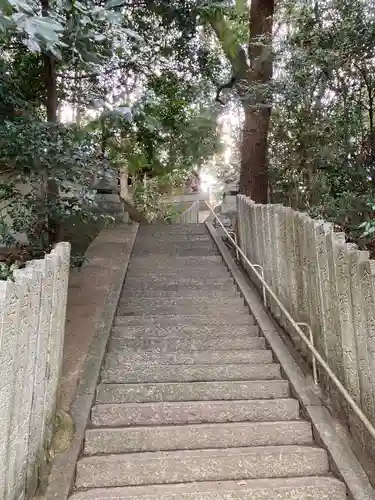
[75, 446, 329, 488]
[129, 255, 222, 263]
[137, 224, 208, 234]
[84, 421, 313, 455]
[125, 269, 229, 278]
[116, 304, 249, 316]
[101, 363, 281, 384]
[90, 399, 297, 427]
[133, 249, 220, 257]
[134, 229, 210, 236]
[120, 289, 240, 299]
[132, 241, 218, 249]
[118, 295, 249, 311]
[70, 477, 347, 500]
[96, 380, 290, 404]
[122, 278, 235, 290]
[118, 297, 245, 309]
[125, 269, 229, 279]
[110, 324, 259, 339]
[113, 316, 256, 329]
[107, 334, 264, 352]
[103, 350, 273, 369]
[133, 235, 213, 242]
[131, 241, 217, 248]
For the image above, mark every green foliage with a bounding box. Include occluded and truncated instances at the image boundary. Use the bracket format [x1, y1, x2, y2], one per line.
[269, 0, 375, 248]
[0, 0, 225, 278]
[132, 178, 178, 223]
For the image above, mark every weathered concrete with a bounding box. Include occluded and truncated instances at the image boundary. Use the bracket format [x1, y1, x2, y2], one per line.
[208, 218, 375, 500]
[84, 421, 313, 454]
[110, 323, 259, 339]
[118, 296, 244, 308]
[107, 333, 264, 352]
[75, 446, 330, 488]
[113, 314, 256, 327]
[95, 380, 290, 404]
[0, 243, 70, 500]
[90, 399, 299, 427]
[103, 349, 273, 367]
[69, 477, 347, 500]
[116, 304, 249, 316]
[58, 225, 139, 412]
[45, 224, 138, 500]
[50, 223, 357, 500]
[101, 363, 282, 383]
[120, 288, 241, 298]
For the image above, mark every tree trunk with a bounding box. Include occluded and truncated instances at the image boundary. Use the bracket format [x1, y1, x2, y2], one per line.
[239, 104, 271, 203]
[239, 0, 274, 203]
[41, 0, 61, 246]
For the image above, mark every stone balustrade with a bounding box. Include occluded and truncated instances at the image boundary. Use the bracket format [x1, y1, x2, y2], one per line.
[237, 194, 375, 456]
[0, 242, 70, 500]
[172, 200, 200, 224]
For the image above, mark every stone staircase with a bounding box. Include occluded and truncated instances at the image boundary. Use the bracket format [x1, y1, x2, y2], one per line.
[70, 224, 347, 500]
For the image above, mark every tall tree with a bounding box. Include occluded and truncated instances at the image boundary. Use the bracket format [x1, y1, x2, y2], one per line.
[209, 0, 275, 202]
[240, 0, 274, 203]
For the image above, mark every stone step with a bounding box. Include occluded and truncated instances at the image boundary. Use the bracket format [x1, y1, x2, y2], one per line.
[90, 398, 297, 427]
[120, 292, 242, 302]
[125, 269, 229, 278]
[132, 238, 215, 243]
[120, 289, 240, 299]
[133, 249, 220, 257]
[96, 380, 290, 404]
[113, 315, 256, 327]
[116, 304, 249, 316]
[131, 241, 217, 248]
[123, 278, 235, 290]
[110, 324, 259, 339]
[137, 224, 208, 233]
[125, 267, 228, 277]
[103, 350, 273, 369]
[129, 255, 222, 263]
[107, 334, 264, 352]
[84, 421, 313, 455]
[134, 228, 210, 235]
[132, 241, 218, 248]
[118, 298, 245, 309]
[101, 363, 281, 384]
[70, 477, 347, 500]
[75, 446, 329, 488]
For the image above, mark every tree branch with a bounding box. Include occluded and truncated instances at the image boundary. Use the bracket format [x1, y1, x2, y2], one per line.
[215, 77, 236, 105]
[209, 14, 248, 77]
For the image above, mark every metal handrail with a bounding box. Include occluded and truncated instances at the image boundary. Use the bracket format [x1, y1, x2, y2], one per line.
[205, 200, 375, 441]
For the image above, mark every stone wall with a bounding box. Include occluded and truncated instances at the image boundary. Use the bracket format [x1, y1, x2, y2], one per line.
[0, 242, 71, 500]
[237, 194, 375, 455]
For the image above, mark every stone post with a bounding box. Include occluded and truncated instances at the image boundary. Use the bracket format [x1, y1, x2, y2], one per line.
[270, 205, 285, 321]
[243, 197, 252, 264]
[349, 251, 374, 414]
[284, 208, 298, 319]
[246, 199, 256, 265]
[0, 280, 22, 500]
[261, 204, 273, 286]
[333, 242, 360, 405]
[253, 204, 264, 273]
[276, 206, 289, 319]
[26, 255, 55, 490]
[325, 231, 347, 417]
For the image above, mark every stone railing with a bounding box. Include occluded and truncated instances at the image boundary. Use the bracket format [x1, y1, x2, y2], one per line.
[237, 194, 375, 454]
[0, 242, 70, 500]
[172, 200, 200, 224]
